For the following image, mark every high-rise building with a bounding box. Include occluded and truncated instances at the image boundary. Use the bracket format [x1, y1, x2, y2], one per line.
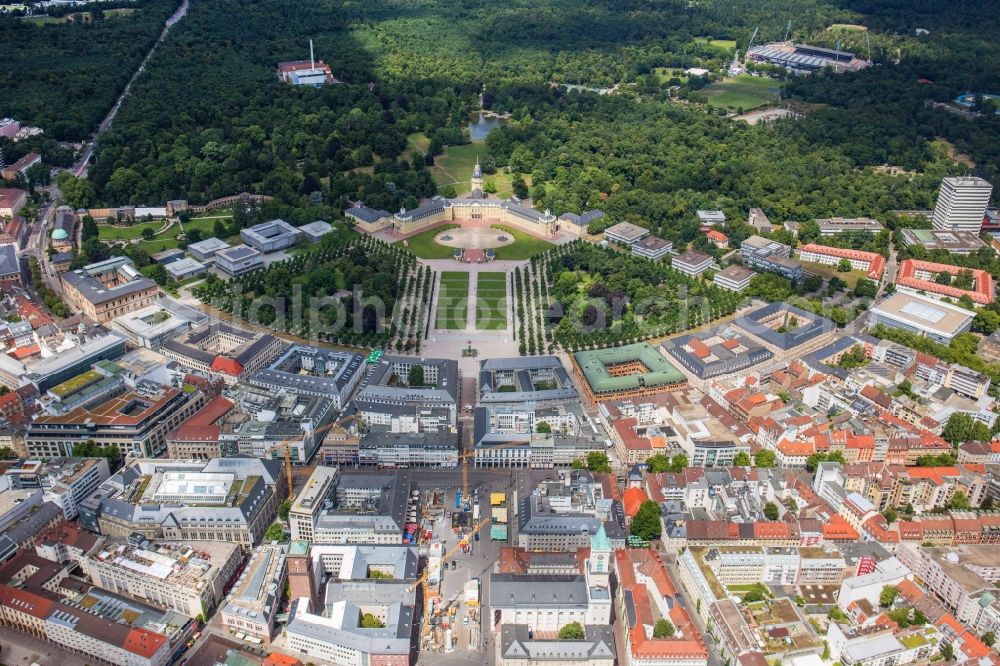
[932, 176, 993, 233]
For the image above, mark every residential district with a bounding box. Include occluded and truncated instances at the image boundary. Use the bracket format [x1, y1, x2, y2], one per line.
[0, 171, 999, 666]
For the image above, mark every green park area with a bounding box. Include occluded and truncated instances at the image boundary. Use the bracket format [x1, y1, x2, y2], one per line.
[693, 36, 737, 50]
[435, 271, 470, 330]
[401, 224, 460, 259]
[796, 256, 868, 289]
[428, 142, 519, 197]
[97, 214, 234, 252]
[490, 226, 553, 260]
[475, 272, 508, 330]
[701, 75, 781, 111]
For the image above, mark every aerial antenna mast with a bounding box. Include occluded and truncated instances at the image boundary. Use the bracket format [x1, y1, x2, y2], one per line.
[309, 38, 315, 70]
[784, 20, 792, 42]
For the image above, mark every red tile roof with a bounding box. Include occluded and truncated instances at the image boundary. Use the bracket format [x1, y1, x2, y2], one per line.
[124, 628, 167, 659]
[799, 243, 886, 280]
[897, 259, 994, 305]
[623, 486, 648, 517]
[211, 356, 244, 376]
[168, 395, 235, 442]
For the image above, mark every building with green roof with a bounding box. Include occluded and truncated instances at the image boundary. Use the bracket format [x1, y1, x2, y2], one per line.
[572, 342, 685, 403]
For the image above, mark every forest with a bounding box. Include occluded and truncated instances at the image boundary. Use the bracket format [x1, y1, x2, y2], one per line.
[0, 0, 179, 141]
[2, 0, 995, 227]
[542, 242, 746, 349]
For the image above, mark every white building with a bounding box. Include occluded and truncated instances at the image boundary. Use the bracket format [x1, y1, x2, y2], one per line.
[837, 557, 910, 613]
[488, 527, 613, 631]
[932, 176, 993, 233]
[868, 293, 975, 344]
[84, 538, 242, 617]
[671, 250, 713, 277]
[713, 265, 755, 292]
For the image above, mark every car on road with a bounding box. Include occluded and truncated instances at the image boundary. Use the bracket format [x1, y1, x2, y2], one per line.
[462, 617, 469, 625]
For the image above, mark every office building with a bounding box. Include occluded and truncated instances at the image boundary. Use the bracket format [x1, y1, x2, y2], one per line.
[241, 219, 302, 252]
[671, 250, 713, 277]
[932, 176, 993, 233]
[288, 467, 412, 544]
[895, 259, 994, 306]
[77, 457, 283, 548]
[869, 293, 975, 344]
[713, 265, 755, 292]
[798, 244, 885, 281]
[740, 235, 801, 281]
[251, 345, 364, 409]
[355, 356, 459, 427]
[603, 222, 649, 246]
[214, 245, 264, 277]
[220, 543, 288, 642]
[84, 538, 242, 617]
[26, 381, 206, 460]
[22, 332, 128, 393]
[60, 257, 160, 323]
[631, 236, 673, 261]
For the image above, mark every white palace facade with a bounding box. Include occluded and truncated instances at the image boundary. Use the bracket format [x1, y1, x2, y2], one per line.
[345, 161, 563, 237]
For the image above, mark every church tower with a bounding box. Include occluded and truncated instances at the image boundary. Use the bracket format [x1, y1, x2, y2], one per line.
[587, 522, 612, 589]
[471, 157, 483, 196]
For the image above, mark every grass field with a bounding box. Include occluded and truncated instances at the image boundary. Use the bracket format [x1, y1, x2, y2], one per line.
[435, 271, 470, 330]
[701, 75, 781, 111]
[98, 214, 233, 252]
[694, 37, 737, 50]
[827, 23, 867, 32]
[475, 272, 508, 330]
[490, 226, 553, 260]
[797, 258, 868, 289]
[429, 143, 522, 197]
[401, 224, 460, 259]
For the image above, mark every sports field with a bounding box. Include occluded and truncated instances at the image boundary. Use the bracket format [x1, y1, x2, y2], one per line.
[701, 75, 781, 111]
[475, 272, 508, 330]
[693, 37, 737, 50]
[435, 271, 470, 330]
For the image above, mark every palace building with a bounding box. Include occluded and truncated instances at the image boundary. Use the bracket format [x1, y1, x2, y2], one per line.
[345, 161, 568, 238]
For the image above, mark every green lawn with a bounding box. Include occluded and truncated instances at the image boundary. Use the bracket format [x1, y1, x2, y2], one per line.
[401, 224, 460, 259]
[429, 143, 523, 197]
[701, 75, 781, 111]
[98, 220, 166, 241]
[490, 226, 554, 260]
[693, 37, 737, 50]
[475, 272, 508, 330]
[797, 258, 868, 289]
[435, 271, 470, 329]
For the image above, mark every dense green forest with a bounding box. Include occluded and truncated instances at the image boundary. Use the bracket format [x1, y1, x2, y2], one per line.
[0, 0, 179, 141]
[5, 0, 986, 218]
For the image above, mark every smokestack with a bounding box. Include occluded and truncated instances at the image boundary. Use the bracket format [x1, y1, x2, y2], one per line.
[310, 39, 314, 70]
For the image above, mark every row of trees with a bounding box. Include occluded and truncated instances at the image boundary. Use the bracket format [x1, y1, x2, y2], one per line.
[543, 241, 745, 349]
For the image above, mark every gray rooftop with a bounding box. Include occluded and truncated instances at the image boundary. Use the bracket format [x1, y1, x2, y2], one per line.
[489, 573, 591, 608]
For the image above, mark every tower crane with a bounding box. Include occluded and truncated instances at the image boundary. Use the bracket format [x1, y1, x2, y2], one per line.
[744, 26, 760, 63]
[408, 517, 490, 639]
[273, 410, 364, 500]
